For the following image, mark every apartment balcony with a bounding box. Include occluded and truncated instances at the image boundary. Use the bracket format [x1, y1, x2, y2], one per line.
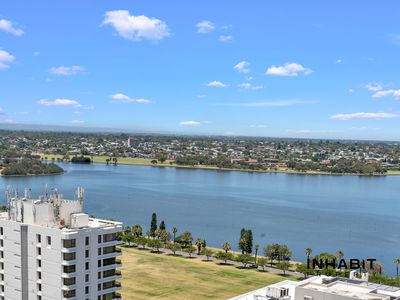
[113, 293, 122, 300]
[99, 249, 122, 260]
[100, 270, 122, 282]
[61, 247, 77, 253]
[99, 240, 123, 248]
[62, 259, 77, 266]
[101, 282, 122, 295]
[62, 284, 77, 291]
[62, 271, 77, 278]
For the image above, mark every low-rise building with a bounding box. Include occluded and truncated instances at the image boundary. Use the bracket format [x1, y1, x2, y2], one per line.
[229, 274, 400, 300]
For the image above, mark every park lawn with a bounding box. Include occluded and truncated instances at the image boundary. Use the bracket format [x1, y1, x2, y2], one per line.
[387, 170, 400, 175]
[119, 247, 294, 300]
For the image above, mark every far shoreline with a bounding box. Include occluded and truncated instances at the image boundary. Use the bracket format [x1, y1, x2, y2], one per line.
[38, 154, 400, 177]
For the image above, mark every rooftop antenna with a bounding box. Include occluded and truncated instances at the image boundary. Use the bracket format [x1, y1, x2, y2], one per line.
[75, 187, 85, 204]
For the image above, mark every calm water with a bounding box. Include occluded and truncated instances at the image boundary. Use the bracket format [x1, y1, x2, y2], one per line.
[1, 163, 399, 274]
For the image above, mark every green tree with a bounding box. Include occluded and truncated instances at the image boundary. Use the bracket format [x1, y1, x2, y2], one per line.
[172, 227, 178, 243]
[148, 239, 162, 252]
[238, 228, 253, 254]
[214, 251, 234, 264]
[306, 247, 313, 263]
[168, 243, 181, 256]
[122, 232, 135, 247]
[132, 224, 143, 238]
[222, 242, 231, 253]
[185, 245, 196, 258]
[236, 254, 253, 268]
[296, 263, 314, 279]
[136, 237, 147, 249]
[150, 212, 157, 237]
[201, 248, 214, 261]
[277, 261, 290, 276]
[394, 258, 400, 278]
[195, 238, 206, 255]
[175, 231, 193, 249]
[257, 257, 268, 272]
[159, 220, 166, 230]
[157, 230, 171, 247]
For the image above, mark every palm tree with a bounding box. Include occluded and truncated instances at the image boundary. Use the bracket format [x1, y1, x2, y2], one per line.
[394, 258, 400, 278]
[195, 239, 206, 255]
[254, 244, 260, 264]
[336, 250, 344, 270]
[306, 248, 312, 264]
[222, 242, 231, 253]
[172, 227, 178, 243]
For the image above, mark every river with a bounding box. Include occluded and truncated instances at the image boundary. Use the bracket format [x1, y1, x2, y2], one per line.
[1, 162, 399, 275]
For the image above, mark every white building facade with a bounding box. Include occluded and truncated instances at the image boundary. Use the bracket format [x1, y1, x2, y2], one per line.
[0, 187, 123, 300]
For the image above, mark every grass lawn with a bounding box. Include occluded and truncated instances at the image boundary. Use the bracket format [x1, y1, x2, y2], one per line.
[119, 247, 295, 300]
[387, 170, 400, 175]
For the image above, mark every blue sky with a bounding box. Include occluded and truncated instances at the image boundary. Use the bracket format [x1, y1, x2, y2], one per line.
[1, 1, 400, 140]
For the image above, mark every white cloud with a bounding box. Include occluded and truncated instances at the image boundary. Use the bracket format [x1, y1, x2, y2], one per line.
[336, 58, 343, 64]
[206, 80, 229, 87]
[102, 10, 170, 42]
[49, 65, 84, 75]
[365, 82, 383, 92]
[1, 118, 14, 124]
[196, 94, 206, 99]
[110, 93, 152, 104]
[0, 19, 24, 36]
[266, 62, 312, 77]
[250, 124, 266, 128]
[33, 51, 40, 57]
[348, 89, 354, 93]
[0, 49, 15, 69]
[71, 120, 85, 124]
[14, 111, 29, 115]
[179, 121, 201, 126]
[234, 61, 250, 73]
[372, 89, 400, 99]
[330, 112, 400, 120]
[196, 20, 215, 33]
[219, 35, 233, 42]
[238, 83, 263, 90]
[37, 99, 82, 108]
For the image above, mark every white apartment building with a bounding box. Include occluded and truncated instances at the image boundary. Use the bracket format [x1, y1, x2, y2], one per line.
[230, 273, 400, 300]
[0, 187, 123, 300]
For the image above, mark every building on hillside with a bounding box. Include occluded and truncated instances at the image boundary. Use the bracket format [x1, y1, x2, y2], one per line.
[229, 272, 400, 300]
[0, 187, 123, 300]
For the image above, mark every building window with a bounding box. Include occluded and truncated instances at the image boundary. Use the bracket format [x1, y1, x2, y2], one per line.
[36, 234, 41, 243]
[85, 286, 89, 294]
[63, 277, 76, 286]
[37, 283, 42, 291]
[85, 236, 89, 246]
[98, 283, 101, 291]
[98, 248, 102, 255]
[85, 274, 89, 282]
[63, 239, 76, 248]
[63, 252, 76, 261]
[103, 233, 117, 243]
[37, 260, 41, 268]
[0, 227, 3, 235]
[98, 260, 102, 267]
[37, 296, 42, 300]
[37, 271, 41, 279]
[98, 272, 101, 279]
[46, 236, 51, 246]
[85, 249, 89, 258]
[63, 265, 76, 274]
[304, 297, 313, 300]
[98, 235, 102, 243]
[85, 262, 89, 270]
[37, 247, 41, 256]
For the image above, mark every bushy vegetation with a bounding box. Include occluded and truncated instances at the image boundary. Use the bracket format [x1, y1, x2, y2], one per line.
[70, 156, 92, 163]
[1, 159, 64, 176]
